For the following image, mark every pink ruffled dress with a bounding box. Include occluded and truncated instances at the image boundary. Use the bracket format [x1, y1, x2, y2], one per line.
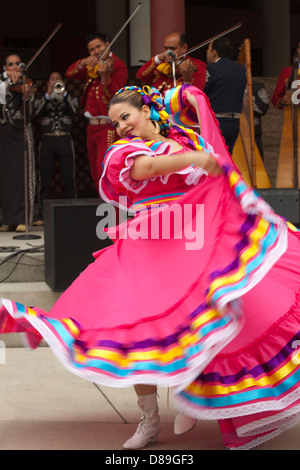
[1, 86, 300, 450]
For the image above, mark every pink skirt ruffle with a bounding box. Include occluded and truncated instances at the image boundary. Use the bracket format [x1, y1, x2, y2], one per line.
[1, 161, 300, 449]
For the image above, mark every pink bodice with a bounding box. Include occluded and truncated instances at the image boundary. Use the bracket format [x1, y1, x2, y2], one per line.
[99, 128, 209, 212]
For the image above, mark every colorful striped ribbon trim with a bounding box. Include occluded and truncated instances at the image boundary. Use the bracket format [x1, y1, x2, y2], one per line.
[179, 326, 300, 412]
[132, 193, 185, 213]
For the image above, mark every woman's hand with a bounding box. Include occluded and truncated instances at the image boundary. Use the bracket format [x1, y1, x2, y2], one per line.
[188, 150, 223, 177]
[184, 90, 198, 108]
[184, 90, 202, 132]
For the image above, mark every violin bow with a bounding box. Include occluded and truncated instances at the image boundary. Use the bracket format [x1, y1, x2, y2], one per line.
[97, 2, 142, 63]
[177, 22, 243, 60]
[25, 23, 62, 71]
[171, 22, 243, 87]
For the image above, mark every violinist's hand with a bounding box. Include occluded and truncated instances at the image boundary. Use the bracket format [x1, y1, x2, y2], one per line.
[97, 60, 113, 84]
[80, 55, 99, 69]
[178, 59, 195, 83]
[6, 70, 20, 84]
[97, 60, 112, 75]
[280, 91, 293, 106]
[156, 51, 169, 63]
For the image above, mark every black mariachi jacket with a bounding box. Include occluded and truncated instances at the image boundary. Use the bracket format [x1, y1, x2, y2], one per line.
[0, 84, 33, 130]
[33, 92, 79, 134]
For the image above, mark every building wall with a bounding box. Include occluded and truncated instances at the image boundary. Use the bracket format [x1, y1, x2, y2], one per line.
[0, 0, 97, 77]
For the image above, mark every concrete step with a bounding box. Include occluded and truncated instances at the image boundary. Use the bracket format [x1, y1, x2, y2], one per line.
[0, 281, 62, 347]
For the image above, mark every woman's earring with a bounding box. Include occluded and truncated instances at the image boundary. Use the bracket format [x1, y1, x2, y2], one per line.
[151, 120, 161, 134]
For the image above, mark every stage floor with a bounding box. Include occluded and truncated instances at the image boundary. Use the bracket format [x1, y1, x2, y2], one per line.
[0, 226, 45, 283]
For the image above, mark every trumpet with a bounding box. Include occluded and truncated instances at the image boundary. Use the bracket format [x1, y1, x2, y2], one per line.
[53, 80, 65, 94]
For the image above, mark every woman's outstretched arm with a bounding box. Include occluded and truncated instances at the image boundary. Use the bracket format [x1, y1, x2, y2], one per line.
[130, 149, 222, 181]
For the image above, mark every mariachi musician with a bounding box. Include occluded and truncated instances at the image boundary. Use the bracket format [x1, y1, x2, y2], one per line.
[66, 33, 128, 188]
[272, 41, 300, 109]
[272, 41, 300, 188]
[0, 54, 36, 232]
[136, 31, 207, 96]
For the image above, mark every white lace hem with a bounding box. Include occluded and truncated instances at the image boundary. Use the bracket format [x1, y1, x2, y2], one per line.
[174, 386, 300, 422]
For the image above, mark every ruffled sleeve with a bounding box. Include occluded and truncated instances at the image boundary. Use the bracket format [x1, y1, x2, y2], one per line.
[99, 138, 171, 210]
[99, 122, 225, 210]
[165, 84, 239, 171]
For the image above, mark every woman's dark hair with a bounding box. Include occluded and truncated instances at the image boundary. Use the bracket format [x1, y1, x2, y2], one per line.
[108, 88, 144, 112]
[4, 53, 21, 65]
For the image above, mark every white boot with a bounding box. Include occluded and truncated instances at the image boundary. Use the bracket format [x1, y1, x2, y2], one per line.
[123, 392, 161, 449]
[174, 412, 196, 435]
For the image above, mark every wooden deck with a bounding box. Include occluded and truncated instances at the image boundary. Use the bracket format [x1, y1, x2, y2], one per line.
[232, 112, 271, 188]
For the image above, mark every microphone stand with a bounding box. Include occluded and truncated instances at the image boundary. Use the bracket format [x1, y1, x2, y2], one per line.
[166, 51, 177, 87]
[171, 56, 176, 87]
[13, 23, 62, 241]
[13, 70, 39, 240]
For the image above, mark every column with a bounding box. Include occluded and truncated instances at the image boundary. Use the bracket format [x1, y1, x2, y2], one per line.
[262, 0, 290, 76]
[150, 0, 185, 55]
[130, 0, 151, 66]
[96, 1, 127, 62]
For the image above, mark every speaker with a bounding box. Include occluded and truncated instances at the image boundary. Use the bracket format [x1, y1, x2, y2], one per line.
[44, 199, 113, 291]
[257, 189, 300, 225]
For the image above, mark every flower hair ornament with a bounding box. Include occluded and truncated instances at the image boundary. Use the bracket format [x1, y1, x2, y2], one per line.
[115, 85, 171, 136]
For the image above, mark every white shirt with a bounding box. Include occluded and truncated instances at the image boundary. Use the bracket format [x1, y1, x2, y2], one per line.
[0, 80, 6, 104]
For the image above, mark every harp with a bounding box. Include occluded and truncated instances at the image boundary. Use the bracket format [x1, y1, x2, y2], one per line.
[232, 38, 271, 188]
[276, 58, 300, 188]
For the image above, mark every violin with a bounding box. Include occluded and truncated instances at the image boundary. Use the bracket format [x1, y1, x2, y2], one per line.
[9, 77, 36, 94]
[165, 50, 196, 69]
[161, 22, 243, 87]
[156, 54, 197, 87]
[166, 53, 198, 74]
[87, 57, 114, 79]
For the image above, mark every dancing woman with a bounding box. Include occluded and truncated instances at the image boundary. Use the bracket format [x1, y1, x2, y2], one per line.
[1, 84, 300, 451]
